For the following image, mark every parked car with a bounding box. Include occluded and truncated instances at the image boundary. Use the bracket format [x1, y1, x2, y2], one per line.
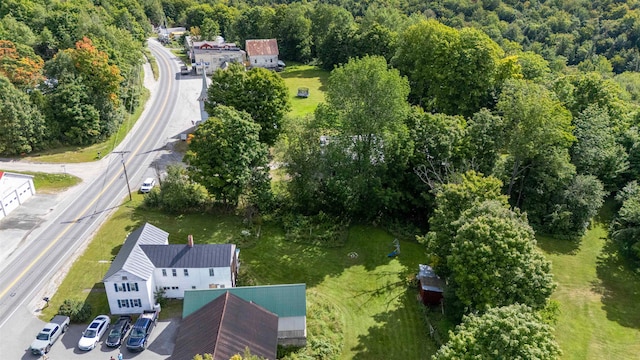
[29, 315, 70, 355]
[126, 310, 158, 351]
[78, 315, 111, 351]
[106, 315, 132, 347]
[139, 178, 156, 193]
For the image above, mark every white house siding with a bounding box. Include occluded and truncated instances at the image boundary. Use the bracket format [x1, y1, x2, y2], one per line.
[278, 316, 307, 346]
[250, 54, 278, 69]
[154, 267, 233, 299]
[104, 271, 153, 315]
[192, 51, 245, 74]
[0, 172, 35, 220]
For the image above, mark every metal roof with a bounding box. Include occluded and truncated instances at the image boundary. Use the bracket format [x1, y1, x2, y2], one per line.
[245, 39, 279, 56]
[183, 284, 306, 318]
[140, 243, 235, 268]
[103, 223, 169, 281]
[417, 264, 445, 293]
[171, 292, 278, 360]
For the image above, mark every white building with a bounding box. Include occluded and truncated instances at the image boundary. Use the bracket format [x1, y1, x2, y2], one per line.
[0, 171, 35, 221]
[190, 40, 246, 75]
[245, 39, 281, 70]
[103, 223, 239, 315]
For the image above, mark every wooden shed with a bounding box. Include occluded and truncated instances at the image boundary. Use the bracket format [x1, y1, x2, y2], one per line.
[417, 264, 445, 305]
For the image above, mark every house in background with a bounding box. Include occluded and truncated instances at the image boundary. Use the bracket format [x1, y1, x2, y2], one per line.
[416, 264, 445, 306]
[0, 171, 35, 221]
[183, 284, 307, 346]
[171, 292, 278, 360]
[245, 39, 284, 70]
[103, 223, 239, 315]
[190, 38, 246, 75]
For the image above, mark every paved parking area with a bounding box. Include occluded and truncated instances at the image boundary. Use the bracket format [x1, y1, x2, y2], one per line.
[18, 318, 179, 360]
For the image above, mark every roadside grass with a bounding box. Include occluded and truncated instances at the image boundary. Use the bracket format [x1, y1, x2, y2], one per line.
[538, 224, 640, 359]
[42, 196, 436, 359]
[280, 65, 329, 117]
[0, 170, 80, 194]
[170, 48, 190, 65]
[21, 87, 150, 164]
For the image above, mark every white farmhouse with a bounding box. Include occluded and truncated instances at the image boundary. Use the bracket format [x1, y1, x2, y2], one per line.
[190, 40, 246, 75]
[103, 223, 239, 315]
[245, 39, 281, 70]
[0, 171, 35, 221]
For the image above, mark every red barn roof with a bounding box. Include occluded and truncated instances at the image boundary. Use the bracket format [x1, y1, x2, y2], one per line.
[245, 39, 279, 57]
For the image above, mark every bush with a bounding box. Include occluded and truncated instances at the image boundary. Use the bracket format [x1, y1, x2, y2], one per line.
[280, 212, 349, 247]
[58, 299, 92, 323]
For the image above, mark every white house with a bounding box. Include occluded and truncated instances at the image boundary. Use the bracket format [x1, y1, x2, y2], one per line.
[103, 223, 239, 315]
[0, 171, 35, 221]
[245, 39, 281, 70]
[190, 39, 246, 75]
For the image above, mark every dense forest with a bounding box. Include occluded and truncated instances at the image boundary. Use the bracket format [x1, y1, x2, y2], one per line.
[3, 0, 640, 358]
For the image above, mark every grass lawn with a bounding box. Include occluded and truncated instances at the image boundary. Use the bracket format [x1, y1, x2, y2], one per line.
[42, 195, 436, 359]
[280, 65, 329, 117]
[20, 87, 150, 164]
[0, 170, 80, 194]
[538, 225, 640, 359]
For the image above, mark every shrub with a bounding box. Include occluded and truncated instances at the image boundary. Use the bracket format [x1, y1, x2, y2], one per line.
[58, 299, 92, 323]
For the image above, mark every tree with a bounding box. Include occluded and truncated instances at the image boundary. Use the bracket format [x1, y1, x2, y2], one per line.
[497, 79, 574, 203]
[234, 6, 275, 45]
[185, 106, 270, 208]
[273, 3, 312, 63]
[447, 201, 555, 313]
[571, 105, 628, 190]
[0, 40, 44, 89]
[0, 75, 46, 155]
[312, 56, 412, 218]
[466, 108, 505, 175]
[611, 181, 640, 262]
[206, 64, 290, 146]
[200, 18, 219, 41]
[393, 19, 509, 117]
[434, 305, 561, 360]
[143, 165, 210, 213]
[423, 171, 508, 275]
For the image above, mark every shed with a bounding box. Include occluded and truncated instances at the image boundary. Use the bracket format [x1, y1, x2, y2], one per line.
[417, 264, 444, 305]
[0, 171, 35, 221]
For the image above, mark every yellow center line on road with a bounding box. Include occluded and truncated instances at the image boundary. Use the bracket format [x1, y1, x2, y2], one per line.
[0, 45, 174, 300]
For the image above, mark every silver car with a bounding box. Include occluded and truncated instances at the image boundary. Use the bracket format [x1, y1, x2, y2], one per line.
[78, 315, 110, 351]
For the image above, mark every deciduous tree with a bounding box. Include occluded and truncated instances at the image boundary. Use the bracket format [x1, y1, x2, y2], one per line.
[0, 75, 46, 155]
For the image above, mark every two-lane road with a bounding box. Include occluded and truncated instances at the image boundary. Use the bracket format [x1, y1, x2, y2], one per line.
[0, 40, 180, 329]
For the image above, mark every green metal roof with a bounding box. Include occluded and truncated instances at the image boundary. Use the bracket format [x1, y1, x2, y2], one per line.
[183, 284, 306, 318]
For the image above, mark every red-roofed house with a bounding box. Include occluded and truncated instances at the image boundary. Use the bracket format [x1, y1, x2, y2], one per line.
[245, 39, 283, 70]
[0, 171, 35, 221]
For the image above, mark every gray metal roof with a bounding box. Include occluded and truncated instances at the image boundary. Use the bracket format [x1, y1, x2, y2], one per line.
[140, 244, 235, 268]
[103, 223, 169, 281]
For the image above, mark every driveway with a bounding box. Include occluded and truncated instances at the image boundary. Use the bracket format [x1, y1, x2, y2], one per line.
[17, 318, 179, 360]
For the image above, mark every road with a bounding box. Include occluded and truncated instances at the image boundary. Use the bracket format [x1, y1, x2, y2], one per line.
[0, 39, 196, 358]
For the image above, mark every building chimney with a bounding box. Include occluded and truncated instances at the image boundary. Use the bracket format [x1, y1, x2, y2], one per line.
[188, 234, 194, 248]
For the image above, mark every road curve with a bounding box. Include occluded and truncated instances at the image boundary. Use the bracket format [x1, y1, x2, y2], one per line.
[0, 40, 180, 328]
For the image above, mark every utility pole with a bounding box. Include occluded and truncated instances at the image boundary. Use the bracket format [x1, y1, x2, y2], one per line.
[115, 151, 132, 201]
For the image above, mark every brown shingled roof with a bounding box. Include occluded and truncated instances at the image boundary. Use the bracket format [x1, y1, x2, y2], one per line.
[171, 292, 278, 360]
[245, 39, 279, 56]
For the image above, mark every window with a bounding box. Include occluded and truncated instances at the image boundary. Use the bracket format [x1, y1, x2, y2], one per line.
[121, 276, 128, 281]
[126, 283, 139, 292]
[254, 59, 257, 64]
[117, 299, 130, 308]
[162, 269, 167, 277]
[184, 269, 189, 276]
[172, 269, 177, 277]
[163, 286, 169, 290]
[171, 286, 179, 290]
[115, 283, 126, 292]
[209, 268, 215, 276]
[192, 286, 196, 289]
[132, 299, 142, 307]
[270, 59, 273, 63]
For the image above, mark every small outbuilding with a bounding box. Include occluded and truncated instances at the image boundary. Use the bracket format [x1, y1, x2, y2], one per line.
[0, 171, 36, 221]
[417, 264, 445, 305]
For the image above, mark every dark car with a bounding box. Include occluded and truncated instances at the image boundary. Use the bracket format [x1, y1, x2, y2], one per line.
[105, 316, 132, 347]
[126, 310, 158, 352]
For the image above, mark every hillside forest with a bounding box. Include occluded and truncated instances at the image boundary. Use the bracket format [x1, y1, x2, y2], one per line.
[3, 0, 640, 358]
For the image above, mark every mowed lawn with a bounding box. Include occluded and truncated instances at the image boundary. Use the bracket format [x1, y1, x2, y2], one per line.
[538, 225, 640, 359]
[42, 195, 436, 359]
[280, 65, 329, 117]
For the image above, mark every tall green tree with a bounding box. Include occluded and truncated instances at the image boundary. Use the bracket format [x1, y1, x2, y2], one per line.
[0, 75, 46, 155]
[273, 3, 312, 63]
[393, 19, 510, 117]
[423, 171, 508, 275]
[144, 164, 210, 213]
[185, 106, 270, 208]
[205, 63, 290, 146]
[434, 304, 561, 360]
[448, 200, 555, 313]
[234, 6, 274, 45]
[611, 181, 640, 263]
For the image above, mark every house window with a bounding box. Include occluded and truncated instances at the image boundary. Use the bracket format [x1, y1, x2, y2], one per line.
[254, 59, 257, 64]
[184, 269, 189, 276]
[117, 299, 130, 308]
[209, 268, 215, 276]
[172, 269, 177, 277]
[270, 59, 273, 63]
[163, 286, 170, 290]
[115, 283, 127, 292]
[126, 283, 139, 292]
[162, 269, 167, 277]
[121, 276, 128, 281]
[171, 286, 179, 290]
[133, 299, 142, 307]
[192, 286, 196, 289]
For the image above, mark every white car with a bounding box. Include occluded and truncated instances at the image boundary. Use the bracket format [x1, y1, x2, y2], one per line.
[139, 178, 156, 193]
[78, 315, 110, 351]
